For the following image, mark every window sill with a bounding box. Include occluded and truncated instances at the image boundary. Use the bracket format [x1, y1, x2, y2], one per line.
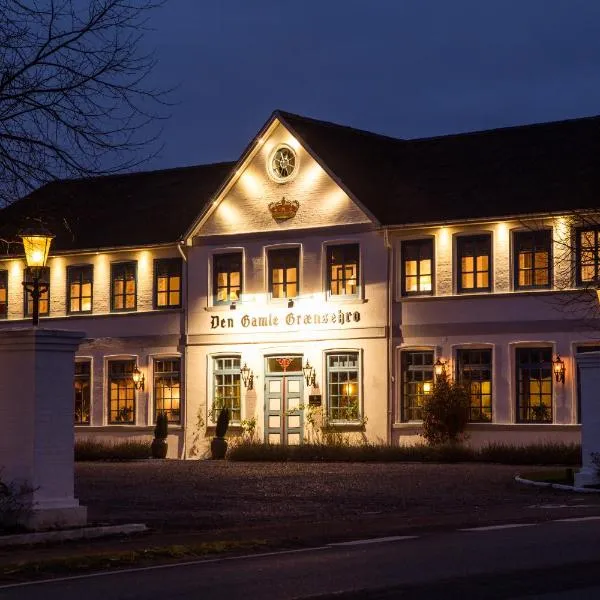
[326, 297, 368, 305]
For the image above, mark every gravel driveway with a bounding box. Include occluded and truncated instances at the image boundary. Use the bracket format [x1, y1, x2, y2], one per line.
[75, 461, 591, 534]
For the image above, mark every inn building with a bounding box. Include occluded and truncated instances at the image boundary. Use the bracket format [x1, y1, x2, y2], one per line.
[0, 111, 598, 457]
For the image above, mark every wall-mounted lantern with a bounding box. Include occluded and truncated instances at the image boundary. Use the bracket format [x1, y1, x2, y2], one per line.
[240, 362, 254, 390]
[553, 354, 566, 384]
[132, 365, 145, 391]
[19, 226, 54, 327]
[303, 359, 316, 387]
[434, 358, 447, 378]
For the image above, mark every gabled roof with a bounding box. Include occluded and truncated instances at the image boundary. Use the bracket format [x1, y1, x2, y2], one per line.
[0, 162, 234, 254]
[278, 110, 600, 225]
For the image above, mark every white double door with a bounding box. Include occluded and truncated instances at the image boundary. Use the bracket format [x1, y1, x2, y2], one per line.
[265, 375, 304, 445]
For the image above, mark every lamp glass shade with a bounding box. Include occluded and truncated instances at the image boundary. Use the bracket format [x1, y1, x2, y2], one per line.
[553, 356, 564, 376]
[20, 228, 54, 268]
[132, 366, 143, 387]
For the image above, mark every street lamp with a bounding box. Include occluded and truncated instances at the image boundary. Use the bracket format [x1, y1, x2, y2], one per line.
[20, 226, 54, 327]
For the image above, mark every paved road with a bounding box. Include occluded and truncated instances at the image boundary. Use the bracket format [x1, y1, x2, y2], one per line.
[2, 517, 600, 599]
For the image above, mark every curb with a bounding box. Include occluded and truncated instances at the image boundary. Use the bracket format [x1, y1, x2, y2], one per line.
[515, 475, 600, 494]
[0, 523, 148, 547]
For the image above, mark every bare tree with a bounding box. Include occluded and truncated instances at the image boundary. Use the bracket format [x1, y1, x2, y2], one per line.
[0, 0, 168, 207]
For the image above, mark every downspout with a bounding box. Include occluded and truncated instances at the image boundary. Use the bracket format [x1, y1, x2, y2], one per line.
[177, 240, 188, 459]
[383, 227, 394, 445]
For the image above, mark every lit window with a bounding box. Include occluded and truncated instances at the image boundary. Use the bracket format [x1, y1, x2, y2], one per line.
[456, 349, 492, 422]
[268, 248, 299, 299]
[67, 265, 93, 314]
[111, 262, 136, 311]
[327, 244, 359, 297]
[513, 230, 551, 289]
[213, 253, 242, 305]
[154, 358, 181, 423]
[74, 360, 91, 425]
[516, 347, 553, 423]
[401, 350, 434, 421]
[0, 270, 7, 319]
[213, 356, 241, 423]
[401, 240, 433, 295]
[576, 228, 600, 286]
[108, 360, 135, 424]
[154, 258, 182, 308]
[24, 267, 49, 317]
[327, 352, 360, 422]
[457, 235, 491, 293]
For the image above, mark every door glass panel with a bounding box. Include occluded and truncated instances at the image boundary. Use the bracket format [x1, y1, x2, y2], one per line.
[288, 380, 300, 393]
[269, 416, 280, 428]
[267, 356, 303, 373]
[269, 397, 281, 411]
[288, 415, 301, 428]
[288, 396, 300, 411]
[268, 433, 280, 444]
[269, 380, 281, 393]
[287, 433, 301, 445]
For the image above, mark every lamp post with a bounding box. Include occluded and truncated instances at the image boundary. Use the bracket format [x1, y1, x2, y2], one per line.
[20, 227, 54, 327]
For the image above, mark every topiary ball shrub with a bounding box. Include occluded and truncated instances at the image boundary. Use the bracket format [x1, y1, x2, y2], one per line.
[422, 375, 470, 446]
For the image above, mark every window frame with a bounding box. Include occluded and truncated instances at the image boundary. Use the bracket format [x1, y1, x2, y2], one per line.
[456, 348, 493, 422]
[456, 234, 492, 293]
[67, 264, 94, 315]
[400, 349, 434, 422]
[74, 359, 92, 425]
[326, 350, 362, 424]
[575, 227, 600, 287]
[153, 357, 182, 424]
[0, 269, 7, 319]
[110, 261, 137, 312]
[515, 347, 553, 423]
[268, 247, 300, 300]
[326, 243, 360, 299]
[212, 252, 243, 306]
[401, 239, 434, 297]
[212, 355, 242, 425]
[154, 257, 182, 309]
[23, 267, 50, 317]
[513, 229, 552, 291]
[107, 359, 136, 425]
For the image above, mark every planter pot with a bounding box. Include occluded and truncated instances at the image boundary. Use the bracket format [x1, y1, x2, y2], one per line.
[151, 437, 168, 459]
[211, 436, 228, 460]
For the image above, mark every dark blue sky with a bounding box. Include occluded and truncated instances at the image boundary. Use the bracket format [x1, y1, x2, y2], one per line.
[143, 0, 600, 170]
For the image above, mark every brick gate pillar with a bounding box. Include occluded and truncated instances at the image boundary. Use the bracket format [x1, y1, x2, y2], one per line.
[0, 328, 87, 529]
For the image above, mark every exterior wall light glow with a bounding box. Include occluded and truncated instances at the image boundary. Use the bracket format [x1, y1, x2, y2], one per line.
[434, 358, 447, 378]
[132, 365, 145, 391]
[240, 362, 254, 390]
[553, 354, 565, 384]
[303, 360, 316, 387]
[20, 226, 54, 326]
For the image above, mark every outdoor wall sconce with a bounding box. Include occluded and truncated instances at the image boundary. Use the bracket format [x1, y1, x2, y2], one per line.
[288, 298, 294, 308]
[132, 366, 145, 391]
[240, 362, 254, 390]
[20, 226, 54, 327]
[303, 359, 316, 387]
[433, 358, 447, 377]
[553, 354, 566, 384]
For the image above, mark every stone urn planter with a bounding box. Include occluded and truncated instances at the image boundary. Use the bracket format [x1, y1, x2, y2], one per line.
[211, 408, 230, 460]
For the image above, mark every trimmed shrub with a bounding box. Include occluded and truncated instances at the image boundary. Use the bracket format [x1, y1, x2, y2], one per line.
[228, 440, 580, 465]
[75, 439, 151, 461]
[422, 376, 470, 445]
[215, 407, 230, 438]
[154, 412, 169, 440]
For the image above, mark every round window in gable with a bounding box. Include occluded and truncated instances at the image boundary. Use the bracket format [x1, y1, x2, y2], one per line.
[268, 144, 298, 183]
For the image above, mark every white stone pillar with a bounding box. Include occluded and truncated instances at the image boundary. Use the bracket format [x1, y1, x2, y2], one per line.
[0, 328, 87, 529]
[575, 351, 600, 488]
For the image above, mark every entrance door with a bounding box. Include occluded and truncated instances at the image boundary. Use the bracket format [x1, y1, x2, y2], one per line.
[265, 375, 304, 445]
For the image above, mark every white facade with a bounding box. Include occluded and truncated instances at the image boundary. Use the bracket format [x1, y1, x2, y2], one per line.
[0, 113, 596, 456]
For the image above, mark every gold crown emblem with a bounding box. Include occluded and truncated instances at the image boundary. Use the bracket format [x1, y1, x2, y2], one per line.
[268, 196, 299, 221]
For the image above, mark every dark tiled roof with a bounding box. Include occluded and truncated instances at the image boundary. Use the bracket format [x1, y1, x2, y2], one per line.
[0, 162, 234, 253]
[278, 110, 600, 225]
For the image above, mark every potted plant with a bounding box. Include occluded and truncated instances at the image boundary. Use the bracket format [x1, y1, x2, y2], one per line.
[151, 411, 169, 459]
[211, 407, 230, 459]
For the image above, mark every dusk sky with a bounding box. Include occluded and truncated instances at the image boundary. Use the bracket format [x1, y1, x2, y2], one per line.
[142, 0, 600, 170]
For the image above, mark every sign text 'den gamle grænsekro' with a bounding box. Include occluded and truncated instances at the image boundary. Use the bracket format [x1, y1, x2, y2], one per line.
[210, 310, 361, 330]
